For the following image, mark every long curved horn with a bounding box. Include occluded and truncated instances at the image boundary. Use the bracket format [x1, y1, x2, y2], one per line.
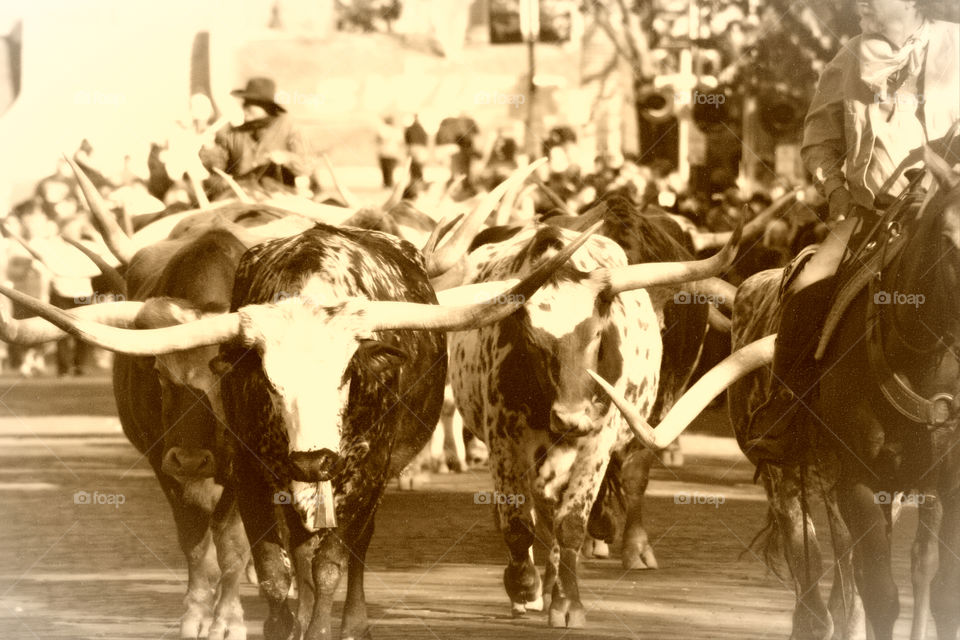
[421, 213, 464, 256]
[685, 277, 736, 313]
[1, 221, 49, 267]
[564, 201, 607, 232]
[707, 305, 731, 333]
[321, 154, 363, 208]
[65, 155, 137, 265]
[62, 237, 127, 296]
[426, 158, 547, 277]
[588, 334, 776, 450]
[364, 220, 602, 331]
[742, 187, 801, 238]
[535, 178, 573, 214]
[262, 195, 359, 226]
[0, 284, 239, 355]
[0, 292, 144, 345]
[212, 168, 254, 203]
[595, 219, 742, 296]
[438, 176, 465, 206]
[689, 230, 733, 254]
[382, 157, 412, 211]
[494, 170, 528, 226]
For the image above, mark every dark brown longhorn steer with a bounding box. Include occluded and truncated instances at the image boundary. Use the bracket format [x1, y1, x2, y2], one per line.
[0, 219, 600, 640]
[0, 159, 320, 639]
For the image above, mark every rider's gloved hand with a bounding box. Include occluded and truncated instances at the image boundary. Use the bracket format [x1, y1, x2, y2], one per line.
[827, 186, 854, 221]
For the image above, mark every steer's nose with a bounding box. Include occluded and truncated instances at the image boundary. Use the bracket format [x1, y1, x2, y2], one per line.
[161, 447, 216, 478]
[549, 406, 596, 437]
[288, 449, 341, 482]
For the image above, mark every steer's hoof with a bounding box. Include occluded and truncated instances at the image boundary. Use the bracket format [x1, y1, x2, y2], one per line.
[582, 536, 609, 558]
[511, 602, 527, 618]
[503, 562, 541, 604]
[548, 598, 585, 628]
[525, 594, 544, 612]
[592, 539, 609, 558]
[263, 612, 299, 640]
[181, 613, 212, 639]
[622, 541, 658, 570]
[341, 626, 373, 640]
[208, 617, 246, 640]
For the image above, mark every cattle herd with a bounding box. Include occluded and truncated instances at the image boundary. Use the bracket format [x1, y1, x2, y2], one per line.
[1, 150, 960, 640]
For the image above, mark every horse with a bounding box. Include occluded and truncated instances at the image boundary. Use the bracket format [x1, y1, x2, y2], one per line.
[590, 148, 960, 640]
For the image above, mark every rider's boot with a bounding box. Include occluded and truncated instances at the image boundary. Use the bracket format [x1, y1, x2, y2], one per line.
[745, 276, 837, 465]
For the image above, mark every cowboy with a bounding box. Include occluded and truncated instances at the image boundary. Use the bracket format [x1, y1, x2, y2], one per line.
[200, 77, 312, 195]
[750, 0, 959, 459]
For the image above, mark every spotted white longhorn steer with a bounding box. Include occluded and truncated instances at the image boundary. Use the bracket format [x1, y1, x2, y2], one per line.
[448, 220, 740, 627]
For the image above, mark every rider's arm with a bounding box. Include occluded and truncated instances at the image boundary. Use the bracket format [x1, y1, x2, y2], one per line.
[801, 56, 848, 205]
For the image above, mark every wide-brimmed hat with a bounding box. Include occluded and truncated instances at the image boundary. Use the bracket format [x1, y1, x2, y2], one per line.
[230, 77, 286, 112]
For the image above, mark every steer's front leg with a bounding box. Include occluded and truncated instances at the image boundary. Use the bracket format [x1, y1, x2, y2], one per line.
[209, 494, 249, 640]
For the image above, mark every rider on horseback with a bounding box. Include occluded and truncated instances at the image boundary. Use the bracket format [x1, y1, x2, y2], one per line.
[749, 0, 960, 461]
[200, 77, 314, 198]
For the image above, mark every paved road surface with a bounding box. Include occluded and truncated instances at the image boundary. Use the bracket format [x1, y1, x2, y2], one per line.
[0, 378, 925, 639]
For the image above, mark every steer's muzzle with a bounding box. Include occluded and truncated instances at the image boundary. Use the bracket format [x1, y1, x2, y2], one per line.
[288, 449, 341, 482]
[549, 406, 597, 437]
[161, 447, 216, 478]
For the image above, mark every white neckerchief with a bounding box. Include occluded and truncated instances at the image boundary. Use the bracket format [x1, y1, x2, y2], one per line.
[860, 21, 930, 101]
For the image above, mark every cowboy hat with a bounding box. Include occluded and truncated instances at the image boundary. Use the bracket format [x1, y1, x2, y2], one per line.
[230, 77, 286, 113]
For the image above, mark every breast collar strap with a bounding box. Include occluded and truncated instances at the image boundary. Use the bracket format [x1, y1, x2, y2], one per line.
[867, 278, 958, 429]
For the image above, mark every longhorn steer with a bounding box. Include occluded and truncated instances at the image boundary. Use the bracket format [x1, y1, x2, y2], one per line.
[0, 161, 322, 639]
[448, 220, 738, 627]
[0, 217, 312, 639]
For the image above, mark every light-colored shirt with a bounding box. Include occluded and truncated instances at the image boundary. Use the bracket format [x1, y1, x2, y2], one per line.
[801, 20, 959, 211]
[866, 68, 927, 200]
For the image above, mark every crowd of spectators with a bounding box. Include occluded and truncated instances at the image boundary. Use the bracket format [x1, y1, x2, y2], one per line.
[1, 97, 823, 377]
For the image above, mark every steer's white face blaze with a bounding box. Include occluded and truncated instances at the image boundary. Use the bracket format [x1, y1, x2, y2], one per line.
[238, 282, 371, 532]
[243, 300, 365, 456]
[522, 280, 614, 434]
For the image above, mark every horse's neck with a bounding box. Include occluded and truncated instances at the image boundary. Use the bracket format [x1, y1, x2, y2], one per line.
[885, 213, 956, 365]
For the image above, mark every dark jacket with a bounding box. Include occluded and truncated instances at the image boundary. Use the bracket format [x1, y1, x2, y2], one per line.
[200, 114, 311, 179]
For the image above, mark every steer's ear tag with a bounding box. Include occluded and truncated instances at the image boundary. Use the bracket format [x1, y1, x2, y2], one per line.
[317, 480, 337, 528]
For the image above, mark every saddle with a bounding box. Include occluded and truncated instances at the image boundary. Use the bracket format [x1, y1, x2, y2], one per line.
[814, 218, 909, 360]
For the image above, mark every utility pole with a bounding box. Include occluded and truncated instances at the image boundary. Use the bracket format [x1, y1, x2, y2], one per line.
[520, 0, 540, 158]
[739, 0, 761, 195]
[677, 0, 699, 186]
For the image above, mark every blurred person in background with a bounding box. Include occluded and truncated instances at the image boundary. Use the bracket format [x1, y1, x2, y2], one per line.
[152, 93, 222, 202]
[484, 125, 519, 187]
[375, 114, 403, 188]
[705, 188, 743, 231]
[6, 200, 54, 376]
[404, 113, 429, 197]
[44, 215, 100, 376]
